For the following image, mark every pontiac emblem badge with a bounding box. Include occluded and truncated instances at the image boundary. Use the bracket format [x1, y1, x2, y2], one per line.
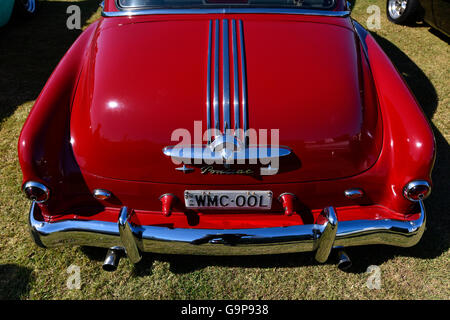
[208, 134, 243, 161]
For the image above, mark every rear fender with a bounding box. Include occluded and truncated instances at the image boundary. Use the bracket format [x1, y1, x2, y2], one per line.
[354, 21, 435, 213]
[18, 22, 100, 216]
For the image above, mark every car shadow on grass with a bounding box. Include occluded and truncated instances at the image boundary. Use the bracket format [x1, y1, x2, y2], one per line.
[0, 0, 101, 125]
[124, 251, 320, 276]
[128, 33, 449, 276]
[0, 264, 34, 299]
[428, 28, 450, 44]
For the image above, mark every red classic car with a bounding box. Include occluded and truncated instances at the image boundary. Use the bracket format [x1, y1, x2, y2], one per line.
[19, 0, 435, 271]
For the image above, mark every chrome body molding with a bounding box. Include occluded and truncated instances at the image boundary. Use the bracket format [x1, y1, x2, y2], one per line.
[206, 20, 212, 143]
[206, 19, 247, 140]
[352, 20, 369, 58]
[222, 19, 231, 131]
[162, 144, 292, 163]
[29, 201, 426, 259]
[344, 188, 365, 199]
[102, 8, 351, 18]
[165, 18, 287, 167]
[345, 1, 352, 10]
[232, 20, 240, 133]
[175, 164, 195, 173]
[239, 20, 248, 138]
[213, 19, 220, 132]
[93, 188, 112, 200]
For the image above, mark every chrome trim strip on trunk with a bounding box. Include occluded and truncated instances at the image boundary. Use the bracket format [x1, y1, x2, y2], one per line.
[205, 19, 247, 140]
[231, 20, 240, 134]
[206, 20, 213, 143]
[29, 201, 426, 258]
[222, 19, 231, 131]
[102, 8, 351, 18]
[239, 20, 248, 144]
[213, 19, 220, 132]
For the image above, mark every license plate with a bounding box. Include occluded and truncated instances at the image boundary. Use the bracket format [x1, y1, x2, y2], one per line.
[184, 190, 272, 210]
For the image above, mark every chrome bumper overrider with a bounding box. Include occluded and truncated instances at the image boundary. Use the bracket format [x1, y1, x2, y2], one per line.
[28, 201, 426, 263]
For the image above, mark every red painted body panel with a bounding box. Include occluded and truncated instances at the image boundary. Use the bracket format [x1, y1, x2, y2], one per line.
[70, 14, 382, 184]
[18, 1, 435, 228]
[45, 204, 421, 230]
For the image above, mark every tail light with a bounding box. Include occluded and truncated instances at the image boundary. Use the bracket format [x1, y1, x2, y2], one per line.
[403, 180, 431, 202]
[23, 181, 50, 203]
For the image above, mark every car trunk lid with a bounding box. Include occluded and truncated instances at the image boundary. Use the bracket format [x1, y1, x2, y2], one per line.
[70, 15, 382, 184]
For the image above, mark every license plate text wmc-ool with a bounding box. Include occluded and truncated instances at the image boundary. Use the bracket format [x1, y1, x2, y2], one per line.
[184, 190, 273, 209]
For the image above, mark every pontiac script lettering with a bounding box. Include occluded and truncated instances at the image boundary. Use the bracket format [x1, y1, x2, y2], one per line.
[166, 121, 285, 175]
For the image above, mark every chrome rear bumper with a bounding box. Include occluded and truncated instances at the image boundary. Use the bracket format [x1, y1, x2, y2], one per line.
[28, 201, 426, 263]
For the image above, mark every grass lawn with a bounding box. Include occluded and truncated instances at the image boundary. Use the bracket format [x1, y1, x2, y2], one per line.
[0, 0, 448, 299]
